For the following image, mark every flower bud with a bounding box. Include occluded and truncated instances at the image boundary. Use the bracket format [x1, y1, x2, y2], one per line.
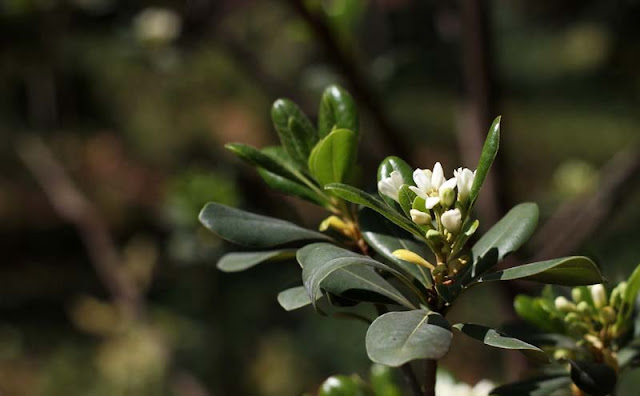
[554, 349, 573, 361]
[454, 167, 475, 203]
[439, 187, 455, 208]
[426, 229, 443, 242]
[590, 284, 607, 309]
[564, 312, 581, 324]
[576, 301, 590, 313]
[555, 296, 576, 312]
[410, 209, 432, 225]
[610, 282, 626, 309]
[441, 209, 462, 233]
[392, 249, 434, 270]
[572, 287, 585, 304]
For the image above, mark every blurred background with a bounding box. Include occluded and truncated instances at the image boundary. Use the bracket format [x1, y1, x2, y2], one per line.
[2, 0, 640, 395]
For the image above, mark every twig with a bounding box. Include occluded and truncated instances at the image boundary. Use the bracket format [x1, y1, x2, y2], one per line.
[285, 0, 411, 159]
[532, 146, 640, 262]
[17, 136, 143, 319]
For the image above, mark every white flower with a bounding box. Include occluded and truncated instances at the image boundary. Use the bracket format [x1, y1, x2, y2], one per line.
[409, 162, 457, 209]
[441, 208, 462, 233]
[378, 170, 404, 202]
[436, 371, 494, 396]
[410, 209, 432, 225]
[454, 167, 475, 202]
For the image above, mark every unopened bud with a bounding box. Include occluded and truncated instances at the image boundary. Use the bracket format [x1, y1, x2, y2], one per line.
[554, 349, 572, 360]
[590, 284, 607, 309]
[439, 187, 455, 208]
[410, 209, 432, 225]
[392, 249, 434, 270]
[577, 301, 590, 314]
[610, 282, 626, 309]
[572, 287, 586, 304]
[555, 296, 576, 312]
[426, 229, 443, 242]
[441, 208, 462, 233]
[564, 312, 581, 324]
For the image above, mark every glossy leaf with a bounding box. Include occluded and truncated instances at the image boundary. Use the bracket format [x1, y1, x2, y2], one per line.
[469, 116, 501, 208]
[325, 183, 421, 236]
[359, 208, 432, 288]
[377, 156, 414, 208]
[569, 360, 617, 396]
[477, 256, 604, 286]
[257, 167, 325, 206]
[318, 84, 358, 138]
[365, 310, 452, 367]
[277, 286, 315, 311]
[225, 143, 298, 180]
[468, 202, 539, 279]
[299, 243, 416, 309]
[514, 295, 565, 333]
[453, 323, 548, 362]
[619, 263, 640, 325]
[308, 129, 358, 186]
[489, 375, 571, 396]
[199, 202, 331, 248]
[271, 98, 317, 166]
[217, 249, 296, 272]
[397, 185, 416, 217]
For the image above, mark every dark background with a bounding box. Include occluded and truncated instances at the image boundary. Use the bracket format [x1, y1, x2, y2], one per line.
[1, 0, 640, 395]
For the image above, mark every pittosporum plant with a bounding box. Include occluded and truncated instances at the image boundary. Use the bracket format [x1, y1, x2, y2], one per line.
[199, 85, 605, 395]
[492, 264, 640, 396]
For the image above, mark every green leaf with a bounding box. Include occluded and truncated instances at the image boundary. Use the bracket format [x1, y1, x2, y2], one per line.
[377, 156, 414, 208]
[477, 256, 604, 286]
[277, 286, 316, 311]
[514, 295, 565, 333]
[271, 98, 317, 166]
[226, 143, 298, 180]
[257, 167, 325, 206]
[308, 129, 358, 186]
[318, 84, 358, 138]
[359, 208, 432, 289]
[299, 243, 416, 309]
[453, 323, 549, 362]
[365, 310, 452, 367]
[468, 202, 539, 279]
[489, 375, 571, 396]
[397, 185, 416, 217]
[217, 249, 296, 272]
[199, 202, 331, 248]
[619, 263, 640, 325]
[469, 116, 500, 208]
[325, 183, 421, 236]
[569, 360, 617, 396]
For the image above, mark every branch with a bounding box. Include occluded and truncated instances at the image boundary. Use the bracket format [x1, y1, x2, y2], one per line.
[17, 136, 143, 319]
[285, 0, 410, 159]
[531, 146, 640, 262]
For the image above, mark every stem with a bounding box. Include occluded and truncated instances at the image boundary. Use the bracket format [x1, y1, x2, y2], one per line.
[400, 364, 422, 396]
[424, 359, 437, 396]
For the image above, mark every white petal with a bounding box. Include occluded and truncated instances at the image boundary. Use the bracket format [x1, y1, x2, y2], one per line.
[378, 179, 399, 202]
[390, 170, 404, 188]
[425, 196, 441, 209]
[439, 177, 457, 193]
[413, 169, 432, 191]
[409, 186, 428, 199]
[431, 162, 445, 189]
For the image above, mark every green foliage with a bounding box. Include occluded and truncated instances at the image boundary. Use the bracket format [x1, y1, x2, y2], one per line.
[365, 311, 452, 366]
[201, 86, 608, 388]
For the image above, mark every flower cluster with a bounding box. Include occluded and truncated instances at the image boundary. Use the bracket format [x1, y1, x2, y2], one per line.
[378, 162, 477, 284]
[518, 283, 630, 369]
[435, 371, 494, 396]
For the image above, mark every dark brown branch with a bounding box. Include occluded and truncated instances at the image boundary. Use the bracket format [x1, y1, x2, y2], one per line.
[424, 359, 437, 396]
[532, 146, 640, 262]
[17, 137, 143, 319]
[285, 0, 410, 159]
